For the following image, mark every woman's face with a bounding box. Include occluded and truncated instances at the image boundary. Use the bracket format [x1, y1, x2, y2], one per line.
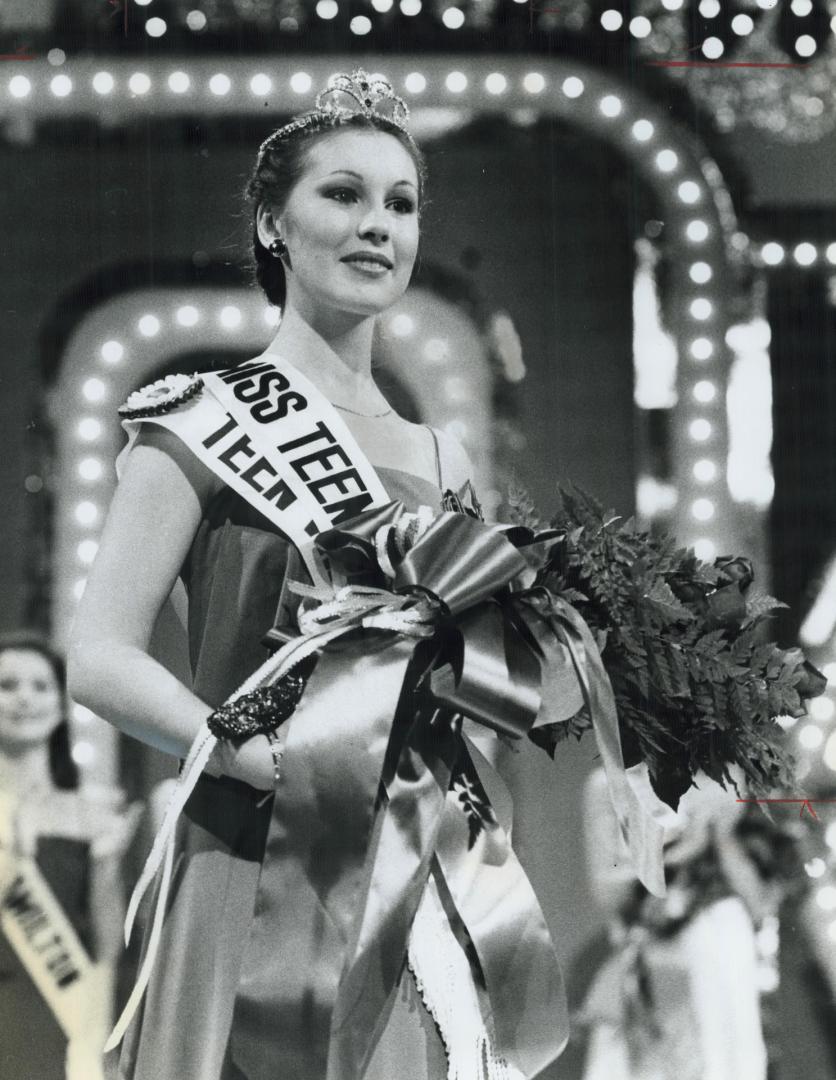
[265, 128, 420, 320]
[0, 649, 63, 752]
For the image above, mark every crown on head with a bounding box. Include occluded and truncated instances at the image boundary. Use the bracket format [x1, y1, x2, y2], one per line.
[258, 69, 413, 160]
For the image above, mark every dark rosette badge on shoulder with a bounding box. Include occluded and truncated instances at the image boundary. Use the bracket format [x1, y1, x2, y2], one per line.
[118, 373, 204, 419]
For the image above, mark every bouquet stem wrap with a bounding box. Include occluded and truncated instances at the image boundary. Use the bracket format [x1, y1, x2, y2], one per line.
[109, 503, 666, 1079]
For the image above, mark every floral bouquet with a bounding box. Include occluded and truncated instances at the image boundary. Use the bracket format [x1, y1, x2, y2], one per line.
[509, 485, 826, 810]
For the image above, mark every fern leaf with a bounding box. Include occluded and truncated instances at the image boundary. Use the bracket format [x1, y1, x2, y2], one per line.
[507, 485, 542, 531]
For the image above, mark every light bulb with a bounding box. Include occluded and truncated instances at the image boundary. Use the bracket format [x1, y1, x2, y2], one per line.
[405, 73, 426, 94]
[92, 72, 114, 95]
[128, 72, 151, 95]
[138, 314, 160, 337]
[50, 75, 72, 98]
[9, 76, 32, 99]
[77, 418, 102, 442]
[82, 378, 106, 403]
[655, 149, 679, 173]
[632, 119, 654, 141]
[442, 7, 465, 29]
[761, 242, 785, 266]
[689, 418, 712, 441]
[209, 74, 231, 96]
[562, 77, 584, 99]
[100, 340, 123, 364]
[599, 95, 622, 118]
[168, 71, 190, 93]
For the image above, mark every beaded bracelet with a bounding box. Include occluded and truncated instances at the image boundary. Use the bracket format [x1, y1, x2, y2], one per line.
[265, 730, 284, 787]
[206, 670, 308, 740]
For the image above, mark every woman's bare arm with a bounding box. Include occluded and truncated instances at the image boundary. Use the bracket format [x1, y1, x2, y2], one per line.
[67, 426, 273, 787]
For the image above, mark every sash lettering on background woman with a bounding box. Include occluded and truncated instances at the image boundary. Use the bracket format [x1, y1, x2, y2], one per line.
[0, 797, 105, 1080]
[111, 353, 667, 1080]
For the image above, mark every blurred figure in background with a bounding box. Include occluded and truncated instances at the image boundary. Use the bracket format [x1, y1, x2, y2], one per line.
[577, 764, 805, 1080]
[0, 631, 139, 1080]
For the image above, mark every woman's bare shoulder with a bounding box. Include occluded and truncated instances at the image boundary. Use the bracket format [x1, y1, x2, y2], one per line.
[126, 424, 223, 507]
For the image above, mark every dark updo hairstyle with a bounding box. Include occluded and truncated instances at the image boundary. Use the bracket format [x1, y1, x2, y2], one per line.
[0, 631, 79, 791]
[246, 111, 428, 310]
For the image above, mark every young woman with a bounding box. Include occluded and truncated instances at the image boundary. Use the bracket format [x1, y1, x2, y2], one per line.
[578, 765, 779, 1080]
[69, 71, 646, 1080]
[0, 632, 136, 1080]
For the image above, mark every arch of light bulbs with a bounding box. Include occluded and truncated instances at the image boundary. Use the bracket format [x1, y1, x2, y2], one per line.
[14, 56, 744, 567]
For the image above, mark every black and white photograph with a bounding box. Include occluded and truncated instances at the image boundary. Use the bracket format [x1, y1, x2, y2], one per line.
[1, 1, 836, 1078]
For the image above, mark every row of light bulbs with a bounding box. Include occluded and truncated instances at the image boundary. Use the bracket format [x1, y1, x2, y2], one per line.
[674, 317, 777, 559]
[4, 69, 447, 98]
[0, 69, 757, 103]
[653, 151, 723, 560]
[95, 0, 830, 50]
[683, 287, 720, 560]
[2, 63, 828, 124]
[757, 242, 836, 268]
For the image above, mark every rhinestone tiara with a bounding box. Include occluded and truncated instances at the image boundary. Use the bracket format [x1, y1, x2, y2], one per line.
[257, 69, 414, 160]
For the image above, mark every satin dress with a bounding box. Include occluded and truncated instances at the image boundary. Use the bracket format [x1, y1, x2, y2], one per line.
[114, 464, 454, 1080]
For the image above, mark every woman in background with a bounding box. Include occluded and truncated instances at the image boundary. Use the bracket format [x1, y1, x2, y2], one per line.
[578, 763, 800, 1080]
[0, 631, 138, 1080]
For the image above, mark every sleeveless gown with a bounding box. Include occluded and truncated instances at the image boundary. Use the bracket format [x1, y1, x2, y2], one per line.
[115, 465, 453, 1080]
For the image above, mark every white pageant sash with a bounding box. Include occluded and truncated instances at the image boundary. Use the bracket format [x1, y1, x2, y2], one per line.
[0, 849, 96, 1043]
[121, 353, 392, 583]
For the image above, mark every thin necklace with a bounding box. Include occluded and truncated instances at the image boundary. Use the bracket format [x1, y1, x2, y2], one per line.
[333, 402, 393, 418]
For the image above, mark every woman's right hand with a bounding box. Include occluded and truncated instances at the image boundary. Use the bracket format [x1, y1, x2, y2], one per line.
[207, 733, 281, 792]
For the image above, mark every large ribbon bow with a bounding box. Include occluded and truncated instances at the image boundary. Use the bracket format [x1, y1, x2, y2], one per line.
[309, 502, 666, 893]
[107, 502, 666, 1078]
